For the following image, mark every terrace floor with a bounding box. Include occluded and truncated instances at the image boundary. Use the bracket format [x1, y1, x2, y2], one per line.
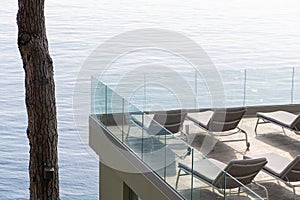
[186, 117, 300, 200]
[108, 116, 300, 200]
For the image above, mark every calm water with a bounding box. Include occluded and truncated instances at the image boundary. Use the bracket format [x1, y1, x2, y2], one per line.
[1, 0, 300, 199]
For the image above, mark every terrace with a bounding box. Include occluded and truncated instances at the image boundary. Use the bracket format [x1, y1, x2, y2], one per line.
[89, 68, 300, 200]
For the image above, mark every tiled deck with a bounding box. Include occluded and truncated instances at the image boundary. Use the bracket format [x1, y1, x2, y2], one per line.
[107, 116, 300, 199]
[187, 117, 300, 200]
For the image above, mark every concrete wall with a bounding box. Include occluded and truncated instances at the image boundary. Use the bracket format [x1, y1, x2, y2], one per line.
[89, 116, 184, 200]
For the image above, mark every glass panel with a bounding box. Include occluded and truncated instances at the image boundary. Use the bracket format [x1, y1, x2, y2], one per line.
[91, 76, 107, 115]
[122, 98, 143, 144]
[236, 181, 266, 199]
[129, 113, 175, 179]
[219, 172, 265, 199]
[174, 70, 199, 110]
[105, 86, 125, 141]
[195, 71, 213, 109]
[195, 69, 229, 109]
[126, 70, 198, 112]
[175, 147, 194, 200]
[245, 67, 293, 106]
[143, 133, 169, 178]
[219, 69, 245, 107]
[293, 67, 300, 104]
[124, 112, 146, 160]
[164, 135, 192, 188]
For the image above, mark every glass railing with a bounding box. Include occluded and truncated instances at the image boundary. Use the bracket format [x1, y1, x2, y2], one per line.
[244, 67, 294, 106]
[195, 67, 299, 107]
[94, 67, 300, 110]
[91, 80, 265, 200]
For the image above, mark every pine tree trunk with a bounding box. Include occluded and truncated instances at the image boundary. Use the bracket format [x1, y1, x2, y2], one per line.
[17, 0, 60, 199]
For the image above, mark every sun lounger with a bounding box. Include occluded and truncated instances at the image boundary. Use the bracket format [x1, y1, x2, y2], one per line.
[255, 111, 300, 135]
[127, 109, 187, 138]
[244, 153, 300, 199]
[176, 157, 268, 198]
[187, 107, 250, 149]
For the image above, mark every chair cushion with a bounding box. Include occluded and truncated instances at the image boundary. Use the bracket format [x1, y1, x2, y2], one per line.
[257, 111, 299, 129]
[187, 108, 246, 132]
[178, 158, 226, 184]
[245, 153, 291, 178]
[187, 111, 214, 129]
[213, 157, 267, 188]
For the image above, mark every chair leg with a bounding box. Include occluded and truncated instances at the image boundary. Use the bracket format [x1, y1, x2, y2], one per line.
[240, 128, 250, 150]
[282, 127, 287, 136]
[175, 169, 182, 189]
[254, 118, 260, 136]
[180, 131, 188, 142]
[254, 181, 269, 200]
[292, 186, 296, 200]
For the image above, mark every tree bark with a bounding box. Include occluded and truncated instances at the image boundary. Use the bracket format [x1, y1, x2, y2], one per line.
[17, 0, 60, 199]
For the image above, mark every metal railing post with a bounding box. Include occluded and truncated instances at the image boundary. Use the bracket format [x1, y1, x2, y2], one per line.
[144, 74, 147, 111]
[291, 67, 295, 104]
[122, 98, 125, 143]
[190, 148, 194, 200]
[194, 70, 198, 108]
[105, 85, 108, 115]
[243, 69, 247, 107]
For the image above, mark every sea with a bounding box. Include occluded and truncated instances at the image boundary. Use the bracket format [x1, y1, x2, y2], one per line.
[1, 0, 300, 199]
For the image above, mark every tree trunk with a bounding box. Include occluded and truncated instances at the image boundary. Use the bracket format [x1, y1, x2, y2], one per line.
[17, 0, 60, 199]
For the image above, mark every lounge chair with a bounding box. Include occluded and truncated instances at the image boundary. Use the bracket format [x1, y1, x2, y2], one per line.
[187, 107, 250, 150]
[244, 153, 300, 199]
[255, 111, 300, 135]
[127, 109, 187, 138]
[176, 157, 268, 198]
